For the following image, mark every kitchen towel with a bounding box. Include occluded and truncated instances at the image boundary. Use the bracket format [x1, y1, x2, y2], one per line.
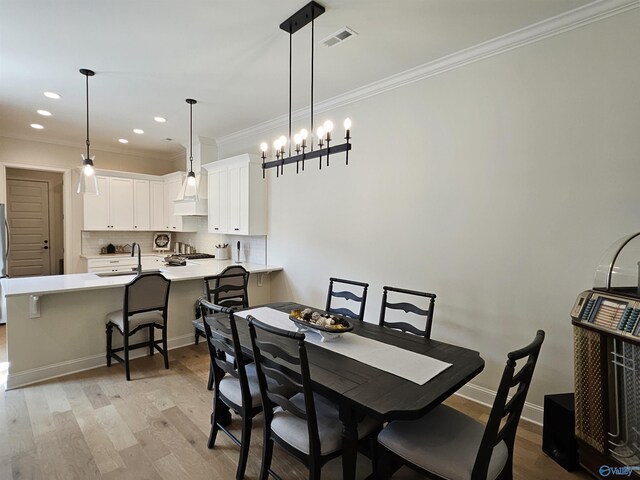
[237, 307, 451, 385]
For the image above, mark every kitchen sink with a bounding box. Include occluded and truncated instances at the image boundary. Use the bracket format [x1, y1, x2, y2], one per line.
[95, 269, 163, 277]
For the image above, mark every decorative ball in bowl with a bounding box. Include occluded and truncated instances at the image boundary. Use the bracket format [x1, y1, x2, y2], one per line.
[289, 309, 353, 342]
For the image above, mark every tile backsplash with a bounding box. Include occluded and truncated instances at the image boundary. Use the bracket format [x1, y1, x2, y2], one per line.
[82, 217, 267, 264]
[174, 216, 266, 264]
[81, 231, 155, 256]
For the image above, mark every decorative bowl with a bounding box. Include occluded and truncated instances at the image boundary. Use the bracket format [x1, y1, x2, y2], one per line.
[289, 311, 353, 342]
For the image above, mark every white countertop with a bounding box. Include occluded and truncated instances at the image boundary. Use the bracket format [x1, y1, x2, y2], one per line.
[0, 260, 282, 297]
[80, 253, 166, 259]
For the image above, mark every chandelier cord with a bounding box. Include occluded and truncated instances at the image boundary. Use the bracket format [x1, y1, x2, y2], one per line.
[310, 15, 314, 152]
[289, 31, 292, 159]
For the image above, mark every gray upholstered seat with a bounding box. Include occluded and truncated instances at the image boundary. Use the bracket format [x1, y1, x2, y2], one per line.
[106, 309, 164, 332]
[378, 404, 508, 480]
[218, 363, 261, 407]
[271, 392, 379, 456]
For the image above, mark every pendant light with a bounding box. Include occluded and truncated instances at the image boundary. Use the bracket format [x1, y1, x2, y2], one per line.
[178, 98, 199, 200]
[76, 68, 99, 195]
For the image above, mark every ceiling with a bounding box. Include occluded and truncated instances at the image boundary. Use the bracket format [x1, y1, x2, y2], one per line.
[0, 0, 592, 160]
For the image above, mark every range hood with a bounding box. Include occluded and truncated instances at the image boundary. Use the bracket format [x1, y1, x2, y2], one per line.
[174, 136, 215, 216]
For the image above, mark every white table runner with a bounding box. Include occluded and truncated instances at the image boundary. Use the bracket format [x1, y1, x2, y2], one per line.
[237, 307, 451, 385]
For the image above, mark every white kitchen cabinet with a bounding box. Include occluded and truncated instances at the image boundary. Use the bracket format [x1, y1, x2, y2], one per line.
[204, 154, 266, 235]
[82, 172, 190, 232]
[85, 256, 137, 273]
[150, 181, 165, 230]
[207, 168, 228, 233]
[109, 177, 134, 230]
[83, 176, 134, 230]
[83, 176, 110, 230]
[163, 176, 183, 231]
[82, 255, 165, 273]
[133, 180, 150, 230]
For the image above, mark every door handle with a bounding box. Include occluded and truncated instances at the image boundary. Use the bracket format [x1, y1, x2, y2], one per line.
[43, 246, 49, 250]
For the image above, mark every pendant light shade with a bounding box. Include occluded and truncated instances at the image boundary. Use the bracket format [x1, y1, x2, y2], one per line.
[76, 68, 99, 195]
[178, 98, 199, 200]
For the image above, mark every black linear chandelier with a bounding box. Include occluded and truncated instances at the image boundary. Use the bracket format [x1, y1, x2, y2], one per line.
[259, 1, 352, 178]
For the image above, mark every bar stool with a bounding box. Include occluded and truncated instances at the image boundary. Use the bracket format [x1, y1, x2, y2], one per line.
[105, 273, 171, 381]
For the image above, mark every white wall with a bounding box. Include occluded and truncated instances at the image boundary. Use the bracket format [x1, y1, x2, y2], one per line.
[218, 8, 640, 416]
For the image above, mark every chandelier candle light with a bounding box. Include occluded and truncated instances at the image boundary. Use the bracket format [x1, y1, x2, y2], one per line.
[76, 68, 99, 195]
[259, 1, 352, 179]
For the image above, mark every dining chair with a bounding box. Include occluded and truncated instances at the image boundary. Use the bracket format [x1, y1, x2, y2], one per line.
[200, 299, 263, 480]
[325, 277, 369, 322]
[247, 314, 379, 480]
[193, 265, 250, 390]
[378, 286, 437, 338]
[105, 272, 172, 381]
[375, 330, 545, 480]
[195, 265, 250, 344]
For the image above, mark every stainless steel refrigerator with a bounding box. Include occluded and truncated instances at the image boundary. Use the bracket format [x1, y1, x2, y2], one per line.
[0, 204, 7, 324]
[0, 204, 7, 279]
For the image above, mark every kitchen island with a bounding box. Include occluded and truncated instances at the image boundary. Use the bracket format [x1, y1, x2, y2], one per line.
[0, 260, 282, 389]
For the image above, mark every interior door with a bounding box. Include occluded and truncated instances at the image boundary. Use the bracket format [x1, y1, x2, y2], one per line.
[6, 179, 51, 277]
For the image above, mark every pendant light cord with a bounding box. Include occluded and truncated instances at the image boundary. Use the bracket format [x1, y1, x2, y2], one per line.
[189, 101, 193, 172]
[85, 73, 90, 158]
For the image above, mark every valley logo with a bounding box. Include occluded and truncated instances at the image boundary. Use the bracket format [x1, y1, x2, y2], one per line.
[599, 465, 640, 477]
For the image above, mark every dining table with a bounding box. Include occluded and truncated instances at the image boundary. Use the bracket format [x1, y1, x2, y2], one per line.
[210, 301, 485, 480]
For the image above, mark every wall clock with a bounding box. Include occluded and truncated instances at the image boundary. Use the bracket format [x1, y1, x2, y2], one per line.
[153, 233, 171, 251]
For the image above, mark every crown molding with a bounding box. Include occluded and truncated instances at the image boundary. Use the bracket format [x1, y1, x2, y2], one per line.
[0, 133, 180, 161]
[217, 0, 639, 148]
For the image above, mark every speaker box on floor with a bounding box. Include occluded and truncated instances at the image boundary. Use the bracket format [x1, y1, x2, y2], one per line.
[542, 393, 580, 472]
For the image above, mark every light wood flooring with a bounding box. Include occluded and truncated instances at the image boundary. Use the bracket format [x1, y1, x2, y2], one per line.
[0, 330, 592, 479]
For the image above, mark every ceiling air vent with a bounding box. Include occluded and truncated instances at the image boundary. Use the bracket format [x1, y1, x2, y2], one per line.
[321, 27, 358, 47]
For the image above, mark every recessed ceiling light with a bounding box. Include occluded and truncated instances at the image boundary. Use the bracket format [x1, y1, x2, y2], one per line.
[154, 117, 167, 123]
[30, 123, 44, 129]
[44, 92, 61, 99]
[118, 138, 129, 144]
[133, 128, 144, 134]
[37, 110, 52, 116]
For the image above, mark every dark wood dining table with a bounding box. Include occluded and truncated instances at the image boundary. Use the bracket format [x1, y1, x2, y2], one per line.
[219, 302, 485, 480]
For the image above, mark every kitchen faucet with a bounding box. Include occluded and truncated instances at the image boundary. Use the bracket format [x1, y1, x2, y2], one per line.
[131, 242, 142, 274]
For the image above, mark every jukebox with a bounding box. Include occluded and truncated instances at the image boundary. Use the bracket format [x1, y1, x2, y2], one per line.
[571, 232, 640, 477]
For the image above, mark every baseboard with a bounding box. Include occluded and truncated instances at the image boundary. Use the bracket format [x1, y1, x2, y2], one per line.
[5, 333, 195, 390]
[455, 382, 544, 426]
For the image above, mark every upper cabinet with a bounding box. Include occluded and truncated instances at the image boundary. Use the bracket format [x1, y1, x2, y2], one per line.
[133, 180, 150, 230]
[82, 172, 192, 232]
[149, 181, 165, 231]
[83, 176, 134, 230]
[204, 154, 266, 236]
[163, 174, 183, 231]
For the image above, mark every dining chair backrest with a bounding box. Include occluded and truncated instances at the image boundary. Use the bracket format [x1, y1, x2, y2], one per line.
[325, 277, 369, 322]
[472, 330, 545, 479]
[124, 272, 171, 321]
[247, 315, 321, 455]
[199, 299, 250, 402]
[378, 286, 437, 338]
[204, 265, 250, 309]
